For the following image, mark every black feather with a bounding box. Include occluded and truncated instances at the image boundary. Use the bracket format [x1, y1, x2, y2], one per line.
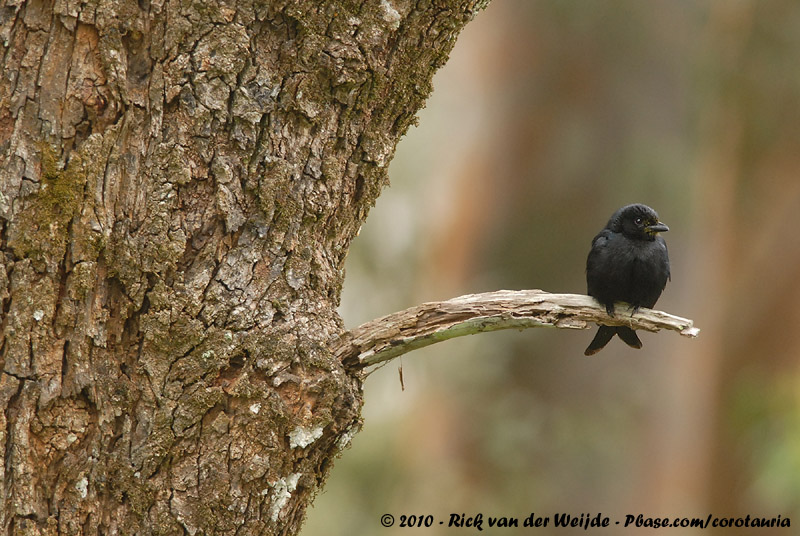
[584, 204, 670, 355]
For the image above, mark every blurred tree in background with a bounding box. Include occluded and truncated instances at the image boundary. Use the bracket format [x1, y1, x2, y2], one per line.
[306, 1, 800, 534]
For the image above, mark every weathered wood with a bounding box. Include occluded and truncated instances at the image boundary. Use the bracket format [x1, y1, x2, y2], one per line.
[333, 290, 699, 370]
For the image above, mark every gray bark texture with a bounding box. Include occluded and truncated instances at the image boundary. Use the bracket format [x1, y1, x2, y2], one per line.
[0, 0, 488, 534]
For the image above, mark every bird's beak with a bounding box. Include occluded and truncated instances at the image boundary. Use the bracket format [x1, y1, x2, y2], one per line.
[647, 222, 669, 234]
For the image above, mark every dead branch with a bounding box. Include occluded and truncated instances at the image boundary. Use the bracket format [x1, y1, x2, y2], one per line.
[332, 289, 699, 372]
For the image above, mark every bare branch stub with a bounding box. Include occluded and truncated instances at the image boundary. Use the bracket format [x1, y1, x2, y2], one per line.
[332, 290, 698, 372]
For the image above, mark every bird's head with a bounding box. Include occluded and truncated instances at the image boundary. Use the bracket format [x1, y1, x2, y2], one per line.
[609, 204, 669, 241]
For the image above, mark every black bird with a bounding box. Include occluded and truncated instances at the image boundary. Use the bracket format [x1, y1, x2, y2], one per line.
[584, 204, 670, 355]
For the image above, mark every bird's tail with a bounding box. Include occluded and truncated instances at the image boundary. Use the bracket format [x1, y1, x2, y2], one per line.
[584, 326, 642, 356]
[615, 326, 642, 349]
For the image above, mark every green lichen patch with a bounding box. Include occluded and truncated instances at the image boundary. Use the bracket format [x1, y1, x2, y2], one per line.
[7, 133, 110, 274]
[7, 144, 87, 271]
[104, 457, 155, 516]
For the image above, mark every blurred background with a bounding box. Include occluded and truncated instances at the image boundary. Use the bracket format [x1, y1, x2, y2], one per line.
[305, 1, 800, 534]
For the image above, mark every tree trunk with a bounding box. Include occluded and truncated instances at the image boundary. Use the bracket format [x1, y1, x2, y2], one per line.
[0, 0, 487, 533]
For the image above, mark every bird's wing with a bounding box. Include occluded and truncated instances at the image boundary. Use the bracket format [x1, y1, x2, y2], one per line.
[591, 229, 613, 249]
[586, 230, 612, 270]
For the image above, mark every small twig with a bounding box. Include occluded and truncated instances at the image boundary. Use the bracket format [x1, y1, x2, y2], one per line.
[332, 289, 699, 373]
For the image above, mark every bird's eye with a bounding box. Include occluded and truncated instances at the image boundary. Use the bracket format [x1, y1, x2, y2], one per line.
[634, 217, 643, 225]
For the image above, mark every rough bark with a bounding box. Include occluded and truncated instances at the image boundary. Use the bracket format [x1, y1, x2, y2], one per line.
[0, 0, 488, 534]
